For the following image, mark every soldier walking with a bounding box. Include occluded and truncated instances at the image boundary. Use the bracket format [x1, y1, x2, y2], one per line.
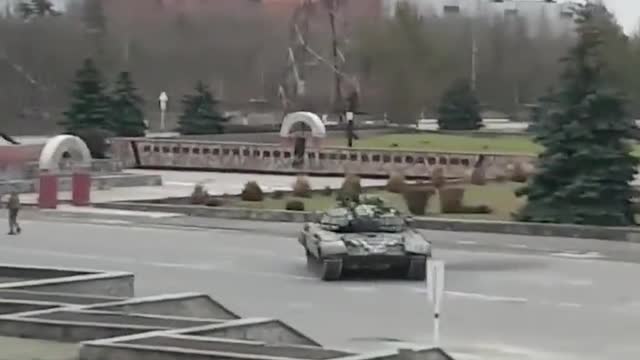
[7, 192, 21, 235]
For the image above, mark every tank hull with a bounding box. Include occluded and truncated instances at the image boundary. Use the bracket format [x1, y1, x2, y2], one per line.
[338, 254, 413, 270]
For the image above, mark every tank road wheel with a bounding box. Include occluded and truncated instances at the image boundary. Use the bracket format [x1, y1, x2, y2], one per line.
[406, 255, 427, 281]
[321, 258, 343, 281]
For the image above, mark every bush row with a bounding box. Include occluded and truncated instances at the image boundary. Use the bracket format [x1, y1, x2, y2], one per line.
[189, 163, 530, 215]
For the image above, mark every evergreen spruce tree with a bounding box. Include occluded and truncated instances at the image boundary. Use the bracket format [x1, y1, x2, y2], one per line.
[177, 81, 228, 135]
[515, 3, 639, 227]
[109, 71, 146, 137]
[437, 79, 482, 130]
[16, 0, 59, 20]
[60, 58, 111, 133]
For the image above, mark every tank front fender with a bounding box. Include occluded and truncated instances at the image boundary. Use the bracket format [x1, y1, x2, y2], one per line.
[404, 237, 431, 255]
[319, 241, 348, 257]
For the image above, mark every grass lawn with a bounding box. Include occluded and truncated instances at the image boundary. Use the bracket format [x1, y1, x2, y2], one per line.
[229, 182, 526, 221]
[328, 133, 640, 157]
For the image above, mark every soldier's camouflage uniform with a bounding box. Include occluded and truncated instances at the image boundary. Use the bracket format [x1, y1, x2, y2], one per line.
[7, 193, 21, 235]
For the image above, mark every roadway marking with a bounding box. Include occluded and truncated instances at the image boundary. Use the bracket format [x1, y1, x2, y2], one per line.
[412, 288, 529, 303]
[88, 219, 132, 225]
[445, 291, 528, 303]
[146, 262, 223, 270]
[164, 181, 197, 187]
[0, 246, 137, 264]
[456, 241, 478, 245]
[550, 251, 604, 259]
[557, 302, 583, 308]
[342, 285, 378, 293]
[506, 244, 529, 249]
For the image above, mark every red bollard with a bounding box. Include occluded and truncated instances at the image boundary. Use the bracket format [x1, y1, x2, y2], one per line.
[38, 173, 58, 209]
[71, 172, 91, 206]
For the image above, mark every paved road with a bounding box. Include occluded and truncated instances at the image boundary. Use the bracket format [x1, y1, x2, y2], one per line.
[1, 211, 640, 360]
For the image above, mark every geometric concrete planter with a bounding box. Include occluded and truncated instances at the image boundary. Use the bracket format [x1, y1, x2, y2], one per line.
[0, 263, 456, 360]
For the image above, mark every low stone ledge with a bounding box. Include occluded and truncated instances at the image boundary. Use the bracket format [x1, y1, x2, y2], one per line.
[0, 271, 135, 298]
[0, 173, 162, 194]
[410, 217, 640, 242]
[0, 289, 124, 305]
[79, 342, 323, 360]
[96, 202, 318, 223]
[0, 316, 168, 342]
[94, 202, 640, 242]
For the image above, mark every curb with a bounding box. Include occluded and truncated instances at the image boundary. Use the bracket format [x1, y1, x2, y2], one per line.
[93, 202, 640, 243]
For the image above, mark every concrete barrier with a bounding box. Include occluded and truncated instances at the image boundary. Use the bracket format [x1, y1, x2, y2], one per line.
[88, 293, 240, 319]
[79, 342, 330, 360]
[0, 264, 89, 280]
[96, 202, 319, 222]
[78, 343, 451, 360]
[0, 266, 134, 297]
[123, 335, 353, 359]
[0, 300, 57, 315]
[95, 202, 640, 242]
[29, 310, 223, 328]
[0, 263, 457, 360]
[0, 289, 124, 305]
[0, 316, 169, 342]
[184, 319, 322, 347]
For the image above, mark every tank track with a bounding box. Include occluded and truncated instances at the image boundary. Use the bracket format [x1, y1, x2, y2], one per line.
[406, 255, 427, 280]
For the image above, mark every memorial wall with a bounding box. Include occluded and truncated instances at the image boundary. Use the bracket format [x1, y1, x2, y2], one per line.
[110, 137, 536, 179]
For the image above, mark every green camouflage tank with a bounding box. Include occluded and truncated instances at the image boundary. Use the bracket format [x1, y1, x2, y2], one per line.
[298, 196, 432, 281]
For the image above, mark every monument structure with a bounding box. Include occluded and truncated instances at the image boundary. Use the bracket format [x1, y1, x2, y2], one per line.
[0, 134, 162, 208]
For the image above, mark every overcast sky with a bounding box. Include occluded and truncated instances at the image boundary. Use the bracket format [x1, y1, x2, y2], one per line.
[2, 0, 638, 34]
[568, 0, 638, 34]
[601, 0, 638, 33]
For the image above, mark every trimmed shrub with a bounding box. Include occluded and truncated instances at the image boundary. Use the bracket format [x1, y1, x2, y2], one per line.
[386, 172, 407, 193]
[322, 186, 333, 196]
[403, 186, 435, 216]
[285, 200, 305, 211]
[442, 203, 493, 214]
[510, 163, 529, 183]
[292, 175, 312, 198]
[337, 174, 362, 202]
[470, 167, 486, 185]
[190, 184, 209, 205]
[494, 172, 509, 183]
[439, 187, 465, 213]
[241, 181, 264, 202]
[431, 167, 446, 188]
[461, 204, 493, 214]
[206, 198, 224, 207]
[271, 190, 285, 199]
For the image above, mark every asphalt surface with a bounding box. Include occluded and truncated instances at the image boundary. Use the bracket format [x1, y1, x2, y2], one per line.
[1, 210, 640, 360]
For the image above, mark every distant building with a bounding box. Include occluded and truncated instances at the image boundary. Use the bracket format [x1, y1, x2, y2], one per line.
[382, 0, 577, 37]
